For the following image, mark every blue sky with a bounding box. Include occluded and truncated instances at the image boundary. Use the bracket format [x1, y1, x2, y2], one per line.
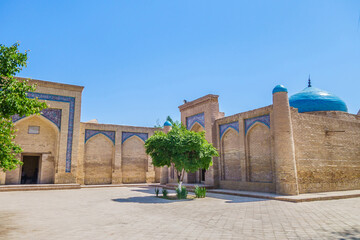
[1, 0, 359, 126]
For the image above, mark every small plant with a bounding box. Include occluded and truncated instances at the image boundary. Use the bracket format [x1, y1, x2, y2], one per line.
[162, 189, 168, 198]
[176, 186, 188, 199]
[154, 187, 160, 197]
[194, 185, 206, 198]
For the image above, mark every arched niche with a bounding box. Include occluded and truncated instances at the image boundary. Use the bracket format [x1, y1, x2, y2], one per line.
[188, 122, 205, 183]
[121, 135, 147, 183]
[246, 122, 272, 183]
[84, 133, 114, 184]
[221, 128, 241, 181]
[6, 115, 59, 184]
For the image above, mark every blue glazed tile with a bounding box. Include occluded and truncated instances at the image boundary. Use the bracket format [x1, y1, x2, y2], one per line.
[244, 115, 270, 134]
[122, 132, 148, 143]
[219, 121, 239, 139]
[186, 113, 205, 130]
[26, 92, 75, 173]
[85, 129, 116, 144]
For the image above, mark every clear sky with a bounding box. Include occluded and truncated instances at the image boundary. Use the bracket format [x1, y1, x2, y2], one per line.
[1, 0, 359, 126]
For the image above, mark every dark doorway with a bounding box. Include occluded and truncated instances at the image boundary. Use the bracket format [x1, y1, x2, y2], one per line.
[21, 156, 39, 184]
[201, 169, 206, 182]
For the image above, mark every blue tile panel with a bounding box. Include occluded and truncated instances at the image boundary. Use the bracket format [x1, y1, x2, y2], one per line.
[244, 115, 270, 134]
[186, 112, 205, 130]
[122, 132, 148, 143]
[85, 129, 116, 144]
[219, 121, 239, 139]
[12, 108, 62, 130]
[27, 92, 75, 173]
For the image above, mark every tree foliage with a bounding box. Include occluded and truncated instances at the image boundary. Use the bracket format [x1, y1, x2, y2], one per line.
[145, 123, 219, 183]
[0, 42, 47, 171]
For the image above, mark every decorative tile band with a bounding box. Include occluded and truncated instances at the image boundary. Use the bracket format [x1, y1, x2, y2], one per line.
[12, 108, 62, 130]
[27, 92, 75, 173]
[186, 112, 205, 130]
[122, 132, 148, 143]
[219, 121, 239, 139]
[85, 129, 116, 144]
[244, 114, 270, 134]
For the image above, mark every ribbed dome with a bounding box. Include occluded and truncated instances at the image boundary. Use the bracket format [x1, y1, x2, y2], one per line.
[289, 86, 348, 113]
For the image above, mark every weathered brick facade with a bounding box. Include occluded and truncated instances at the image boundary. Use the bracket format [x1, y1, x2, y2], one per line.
[1, 78, 359, 196]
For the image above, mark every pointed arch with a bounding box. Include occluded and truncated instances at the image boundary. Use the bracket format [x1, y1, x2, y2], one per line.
[6, 115, 59, 184]
[221, 128, 241, 181]
[84, 133, 114, 184]
[121, 135, 147, 183]
[14, 115, 60, 135]
[246, 122, 272, 183]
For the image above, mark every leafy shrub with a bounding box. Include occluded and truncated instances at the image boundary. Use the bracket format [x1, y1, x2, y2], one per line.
[162, 189, 168, 198]
[176, 186, 188, 199]
[154, 187, 160, 197]
[194, 185, 206, 198]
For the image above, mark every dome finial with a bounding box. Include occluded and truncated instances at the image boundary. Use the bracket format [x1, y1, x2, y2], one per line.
[308, 75, 312, 87]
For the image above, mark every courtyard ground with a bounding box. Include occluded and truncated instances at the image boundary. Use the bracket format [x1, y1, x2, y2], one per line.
[0, 186, 359, 240]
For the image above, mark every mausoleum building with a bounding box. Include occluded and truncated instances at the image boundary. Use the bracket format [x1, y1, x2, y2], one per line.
[1, 77, 359, 195]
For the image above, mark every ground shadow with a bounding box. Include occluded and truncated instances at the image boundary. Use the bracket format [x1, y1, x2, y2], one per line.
[112, 196, 178, 204]
[331, 226, 360, 240]
[129, 186, 268, 204]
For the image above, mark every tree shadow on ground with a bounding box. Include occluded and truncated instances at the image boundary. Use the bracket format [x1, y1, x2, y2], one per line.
[129, 187, 268, 204]
[331, 226, 360, 240]
[112, 196, 176, 204]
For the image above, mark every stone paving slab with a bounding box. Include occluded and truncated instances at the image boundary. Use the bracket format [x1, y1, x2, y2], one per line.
[0, 186, 359, 239]
[207, 189, 360, 202]
[0, 184, 80, 192]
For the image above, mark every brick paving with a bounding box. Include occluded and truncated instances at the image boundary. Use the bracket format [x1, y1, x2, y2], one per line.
[0, 186, 359, 240]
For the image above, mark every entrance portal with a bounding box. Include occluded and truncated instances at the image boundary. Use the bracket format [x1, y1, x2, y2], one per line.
[201, 169, 206, 182]
[21, 156, 40, 184]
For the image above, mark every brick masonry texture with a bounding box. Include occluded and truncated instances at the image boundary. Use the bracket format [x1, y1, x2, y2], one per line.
[2, 78, 360, 196]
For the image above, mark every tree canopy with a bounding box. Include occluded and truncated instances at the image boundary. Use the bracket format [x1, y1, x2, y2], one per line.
[0, 42, 47, 171]
[145, 123, 219, 183]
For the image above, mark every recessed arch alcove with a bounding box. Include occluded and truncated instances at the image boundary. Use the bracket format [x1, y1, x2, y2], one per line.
[84, 133, 114, 184]
[221, 128, 241, 181]
[6, 115, 59, 184]
[246, 122, 272, 183]
[121, 135, 147, 183]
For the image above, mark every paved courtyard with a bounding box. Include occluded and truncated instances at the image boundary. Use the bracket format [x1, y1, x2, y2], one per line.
[0, 187, 359, 240]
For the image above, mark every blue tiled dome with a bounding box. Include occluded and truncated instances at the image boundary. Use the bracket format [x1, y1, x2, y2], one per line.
[272, 85, 288, 94]
[289, 86, 348, 113]
[164, 120, 172, 126]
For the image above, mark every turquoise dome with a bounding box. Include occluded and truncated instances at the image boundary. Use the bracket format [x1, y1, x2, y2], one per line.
[164, 120, 172, 126]
[272, 85, 288, 94]
[289, 86, 348, 113]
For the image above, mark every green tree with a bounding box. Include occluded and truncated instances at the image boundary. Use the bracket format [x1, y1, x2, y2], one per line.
[145, 122, 218, 189]
[0, 42, 47, 171]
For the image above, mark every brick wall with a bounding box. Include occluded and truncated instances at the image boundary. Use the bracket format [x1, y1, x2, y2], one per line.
[292, 110, 360, 193]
